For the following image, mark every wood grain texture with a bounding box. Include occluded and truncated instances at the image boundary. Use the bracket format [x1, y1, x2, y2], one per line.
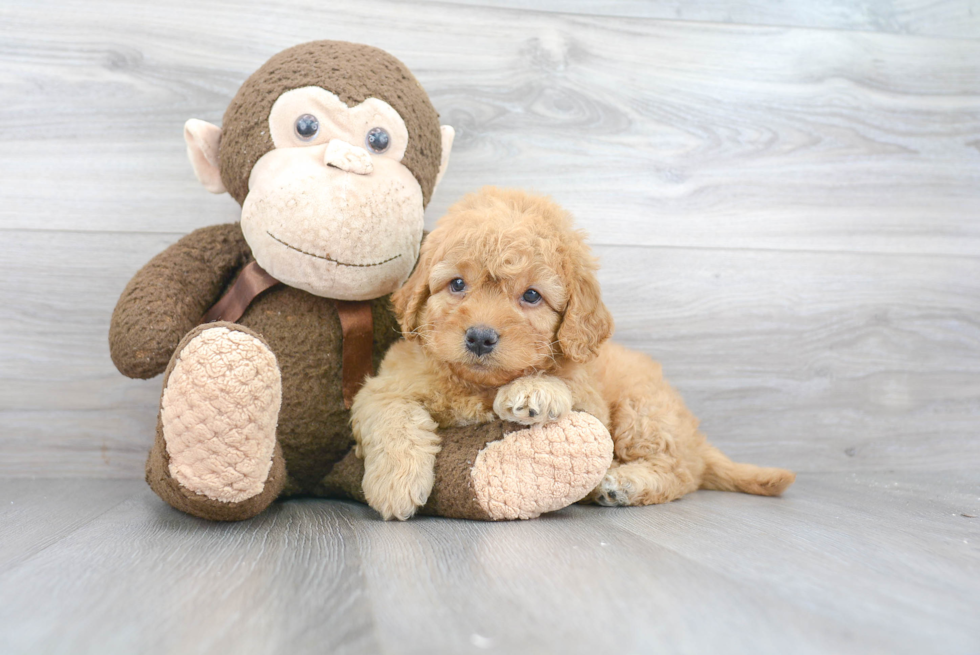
[0, 474, 977, 654]
[1, 1, 978, 255]
[452, 0, 980, 40]
[451, 0, 980, 39]
[0, 478, 140, 575]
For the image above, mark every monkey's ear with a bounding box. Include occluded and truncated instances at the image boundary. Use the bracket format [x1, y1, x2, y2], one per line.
[432, 125, 455, 194]
[184, 119, 227, 194]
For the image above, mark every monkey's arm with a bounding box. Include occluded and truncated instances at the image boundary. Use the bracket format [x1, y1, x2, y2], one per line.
[109, 223, 252, 379]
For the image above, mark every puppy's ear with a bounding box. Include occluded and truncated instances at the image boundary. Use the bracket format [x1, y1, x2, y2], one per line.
[557, 252, 614, 363]
[392, 238, 435, 339]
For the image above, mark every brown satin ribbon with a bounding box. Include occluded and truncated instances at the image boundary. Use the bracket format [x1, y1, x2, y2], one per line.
[334, 300, 375, 409]
[200, 261, 374, 410]
[201, 261, 280, 324]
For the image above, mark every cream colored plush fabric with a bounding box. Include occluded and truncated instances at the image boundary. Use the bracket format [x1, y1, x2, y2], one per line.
[241, 142, 424, 301]
[183, 119, 226, 194]
[236, 85, 424, 301]
[323, 139, 374, 175]
[161, 327, 282, 503]
[267, 88, 410, 162]
[472, 412, 614, 520]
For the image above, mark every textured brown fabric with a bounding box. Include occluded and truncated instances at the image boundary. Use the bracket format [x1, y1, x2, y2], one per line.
[315, 448, 368, 504]
[236, 285, 400, 492]
[201, 261, 280, 324]
[109, 224, 252, 379]
[421, 422, 528, 519]
[317, 422, 529, 520]
[113, 224, 398, 500]
[334, 300, 375, 409]
[145, 323, 287, 521]
[219, 40, 443, 207]
[201, 270, 374, 411]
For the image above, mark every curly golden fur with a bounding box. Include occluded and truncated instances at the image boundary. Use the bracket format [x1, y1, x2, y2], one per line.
[351, 187, 795, 520]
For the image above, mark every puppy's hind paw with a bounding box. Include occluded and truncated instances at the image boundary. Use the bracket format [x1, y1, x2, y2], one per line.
[589, 472, 633, 507]
[493, 375, 573, 425]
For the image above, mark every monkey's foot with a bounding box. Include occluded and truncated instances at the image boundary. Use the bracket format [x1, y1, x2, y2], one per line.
[472, 413, 612, 519]
[160, 324, 282, 504]
[320, 412, 613, 521]
[415, 412, 613, 520]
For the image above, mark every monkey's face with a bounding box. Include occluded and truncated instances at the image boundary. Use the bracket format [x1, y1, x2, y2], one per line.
[238, 87, 424, 300]
[185, 42, 454, 301]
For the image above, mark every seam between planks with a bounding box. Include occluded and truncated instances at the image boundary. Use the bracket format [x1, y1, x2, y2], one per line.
[0, 490, 139, 578]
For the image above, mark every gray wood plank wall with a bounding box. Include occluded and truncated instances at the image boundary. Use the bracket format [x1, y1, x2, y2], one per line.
[1, 0, 978, 477]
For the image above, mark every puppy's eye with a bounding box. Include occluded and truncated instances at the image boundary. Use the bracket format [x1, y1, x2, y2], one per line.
[522, 289, 542, 304]
[449, 278, 466, 293]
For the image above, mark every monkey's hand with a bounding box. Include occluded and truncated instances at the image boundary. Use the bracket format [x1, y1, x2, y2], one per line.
[109, 223, 251, 379]
[494, 375, 573, 426]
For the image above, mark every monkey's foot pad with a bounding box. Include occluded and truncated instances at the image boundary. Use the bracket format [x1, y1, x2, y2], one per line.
[161, 326, 282, 503]
[472, 412, 613, 520]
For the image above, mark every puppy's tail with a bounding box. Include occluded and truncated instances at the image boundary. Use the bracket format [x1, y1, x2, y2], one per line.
[699, 443, 796, 497]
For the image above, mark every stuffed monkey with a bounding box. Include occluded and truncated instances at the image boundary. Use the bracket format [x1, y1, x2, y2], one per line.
[109, 41, 613, 522]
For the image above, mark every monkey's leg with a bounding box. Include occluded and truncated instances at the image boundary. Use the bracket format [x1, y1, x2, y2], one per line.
[322, 412, 613, 520]
[145, 323, 286, 521]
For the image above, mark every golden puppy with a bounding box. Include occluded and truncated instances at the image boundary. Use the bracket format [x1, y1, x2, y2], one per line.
[352, 187, 795, 520]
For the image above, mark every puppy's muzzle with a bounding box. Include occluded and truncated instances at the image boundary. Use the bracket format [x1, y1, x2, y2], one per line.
[464, 326, 498, 357]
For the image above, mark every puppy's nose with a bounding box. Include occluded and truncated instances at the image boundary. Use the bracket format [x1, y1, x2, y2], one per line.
[465, 326, 499, 357]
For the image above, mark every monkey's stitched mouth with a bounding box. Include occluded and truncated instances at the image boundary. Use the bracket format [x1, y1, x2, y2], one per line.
[267, 232, 402, 268]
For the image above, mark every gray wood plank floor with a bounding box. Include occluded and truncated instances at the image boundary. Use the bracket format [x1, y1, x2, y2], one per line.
[1, 0, 978, 652]
[0, 476, 977, 654]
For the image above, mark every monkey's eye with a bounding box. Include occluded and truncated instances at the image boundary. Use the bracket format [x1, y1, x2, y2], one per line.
[522, 289, 542, 304]
[295, 114, 319, 141]
[365, 127, 391, 153]
[449, 278, 466, 294]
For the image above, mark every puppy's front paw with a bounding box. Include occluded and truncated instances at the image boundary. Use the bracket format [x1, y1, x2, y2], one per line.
[494, 375, 573, 425]
[362, 450, 436, 521]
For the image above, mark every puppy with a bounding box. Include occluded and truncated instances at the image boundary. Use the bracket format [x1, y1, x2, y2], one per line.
[352, 187, 796, 520]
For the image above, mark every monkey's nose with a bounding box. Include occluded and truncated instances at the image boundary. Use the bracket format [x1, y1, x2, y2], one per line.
[323, 139, 374, 175]
[464, 326, 499, 357]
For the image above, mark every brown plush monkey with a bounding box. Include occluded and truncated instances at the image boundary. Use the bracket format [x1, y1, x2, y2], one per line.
[109, 41, 613, 522]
